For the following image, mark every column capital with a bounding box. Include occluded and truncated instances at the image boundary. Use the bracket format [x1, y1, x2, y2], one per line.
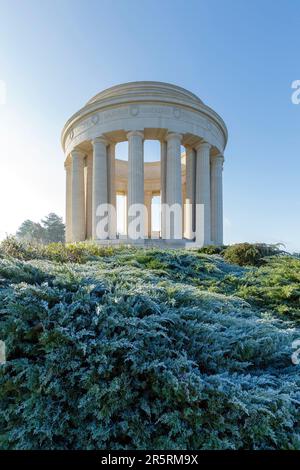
[71, 148, 85, 158]
[92, 136, 108, 147]
[212, 154, 225, 167]
[165, 132, 182, 142]
[126, 130, 144, 140]
[195, 141, 211, 152]
[185, 146, 195, 157]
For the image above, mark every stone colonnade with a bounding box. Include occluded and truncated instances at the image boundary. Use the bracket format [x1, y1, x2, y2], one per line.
[65, 131, 224, 246]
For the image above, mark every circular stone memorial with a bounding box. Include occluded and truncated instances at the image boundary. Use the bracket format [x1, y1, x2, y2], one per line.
[62, 81, 227, 246]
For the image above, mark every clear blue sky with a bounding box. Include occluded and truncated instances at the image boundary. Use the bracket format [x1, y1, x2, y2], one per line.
[0, 0, 299, 250]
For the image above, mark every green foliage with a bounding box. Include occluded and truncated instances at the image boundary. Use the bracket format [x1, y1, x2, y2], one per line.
[39, 241, 115, 263]
[1, 244, 300, 450]
[0, 236, 30, 259]
[223, 243, 283, 266]
[234, 256, 300, 320]
[16, 213, 65, 244]
[0, 237, 117, 263]
[197, 245, 226, 255]
[16, 220, 44, 243]
[41, 213, 65, 243]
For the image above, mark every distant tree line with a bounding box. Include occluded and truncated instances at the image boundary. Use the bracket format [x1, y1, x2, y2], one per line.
[16, 213, 65, 244]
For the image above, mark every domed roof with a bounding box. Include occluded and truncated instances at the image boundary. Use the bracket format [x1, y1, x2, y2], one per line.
[62, 81, 228, 154]
[86, 81, 204, 108]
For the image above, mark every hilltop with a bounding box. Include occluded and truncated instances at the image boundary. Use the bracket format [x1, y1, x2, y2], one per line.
[0, 240, 300, 449]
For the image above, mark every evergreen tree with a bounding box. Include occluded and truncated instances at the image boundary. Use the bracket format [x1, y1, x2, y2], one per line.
[16, 219, 44, 243]
[41, 213, 65, 243]
[16, 213, 65, 244]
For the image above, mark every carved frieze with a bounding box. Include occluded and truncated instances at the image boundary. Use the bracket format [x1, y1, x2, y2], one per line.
[64, 103, 225, 154]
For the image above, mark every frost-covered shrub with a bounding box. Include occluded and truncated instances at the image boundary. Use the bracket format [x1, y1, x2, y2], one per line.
[235, 256, 300, 320]
[197, 245, 226, 255]
[223, 243, 282, 266]
[0, 237, 124, 263]
[1, 252, 300, 450]
[0, 236, 37, 260]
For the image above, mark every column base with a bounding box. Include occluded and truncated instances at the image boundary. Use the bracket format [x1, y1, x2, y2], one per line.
[88, 238, 218, 249]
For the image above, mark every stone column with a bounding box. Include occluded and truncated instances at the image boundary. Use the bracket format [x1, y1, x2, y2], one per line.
[64, 159, 72, 242]
[85, 153, 93, 239]
[182, 183, 186, 238]
[144, 191, 152, 238]
[195, 142, 211, 246]
[107, 143, 117, 239]
[92, 137, 108, 240]
[127, 131, 144, 238]
[211, 154, 224, 245]
[71, 149, 86, 242]
[160, 140, 167, 238]
[166, 132, 182, 240]
[185, 146, 196, 240]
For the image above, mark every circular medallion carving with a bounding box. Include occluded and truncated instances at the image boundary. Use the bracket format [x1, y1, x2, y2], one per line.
[173, 107, 181, 119]
[91, 114, 99, 124]
[130, 105, 139, 116]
